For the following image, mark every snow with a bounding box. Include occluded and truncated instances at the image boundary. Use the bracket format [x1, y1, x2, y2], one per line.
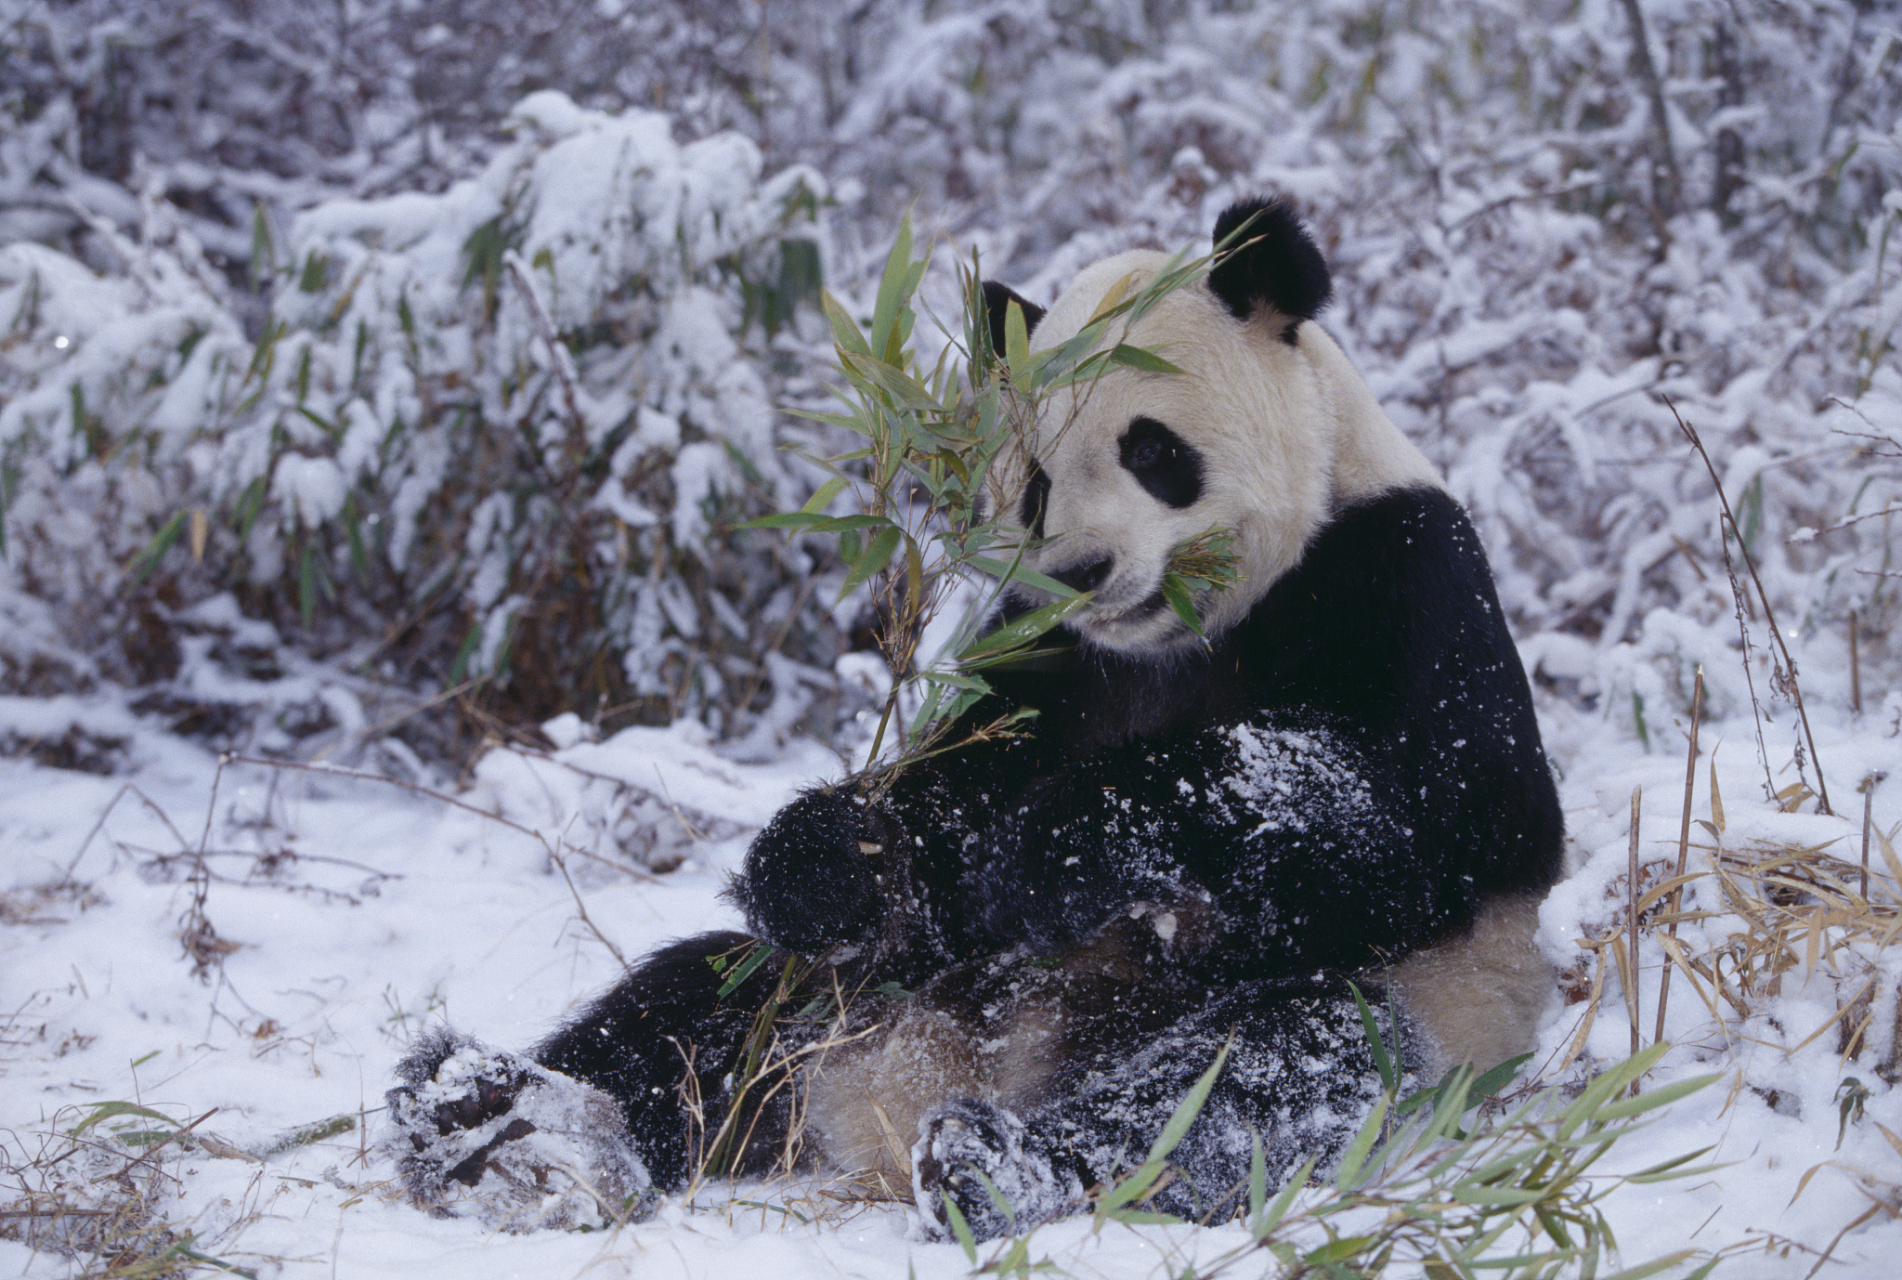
[2, 674, 1899, 1277]
[5, 2, 1902, 1275]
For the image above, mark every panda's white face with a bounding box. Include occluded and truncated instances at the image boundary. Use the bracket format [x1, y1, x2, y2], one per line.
[996, 249, 1438, 655]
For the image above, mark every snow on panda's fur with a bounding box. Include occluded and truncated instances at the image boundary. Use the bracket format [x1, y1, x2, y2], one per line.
[381, 198, 1564, 1241]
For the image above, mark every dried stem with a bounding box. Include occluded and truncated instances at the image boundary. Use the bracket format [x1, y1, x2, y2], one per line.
[1863, 774, 1887, 899]
[1628, 785, 1643, 1074]
[1654, 668, 1703, 1045]
[1850, 608, 1861, 715]
[1672, 401, 1833, 814]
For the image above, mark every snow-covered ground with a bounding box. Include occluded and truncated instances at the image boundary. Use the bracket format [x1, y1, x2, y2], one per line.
[3, 665, 1898, 1279]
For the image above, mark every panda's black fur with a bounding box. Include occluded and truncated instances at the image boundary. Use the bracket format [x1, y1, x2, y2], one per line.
[384, 198, 1564, 1241]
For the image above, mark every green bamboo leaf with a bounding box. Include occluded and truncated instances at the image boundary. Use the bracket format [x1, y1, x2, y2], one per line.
[1596, 1249, 1707, 1280]
[801, 476, 848, 514]
[1622, 1146, 1719, 1183]
[128, 511, 188, 583]
[1160, 574, 1206, 639]
[69, 1101, 178, 1137]
[820, 289, 870, 358]
[868, 218, 915, 362]
[1448, 1183, 1550, 1207]
[939, 1191, 979, 1264]
[1252, 1153, 1316, 1240]
[715, 943, 777, 998]
[838, 524, 902, 600]
[738, 511, 828, 531]
[1106, 342, 1185, 375]
[959, 594, 1091, 663]
[964, 555, 1080, 598]
[840, 349, 939, 411]
[1247, 1131, 1267, 1221]
[1098, 1040, 1230, 1214]
[1004, 294, 1032, 382]
[1467, 1053, 1533, 1101]
[1348, 980, 1397, 1096]
[1305, 1236, 1381, 1265]
[1591, 1073, 1720, 1122]
[1332, 1092, 1391, 1190]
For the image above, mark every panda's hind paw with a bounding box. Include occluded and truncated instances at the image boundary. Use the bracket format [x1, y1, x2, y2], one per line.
[912, 1098, 1080, 1243]
[381, 1028, 657, 1232]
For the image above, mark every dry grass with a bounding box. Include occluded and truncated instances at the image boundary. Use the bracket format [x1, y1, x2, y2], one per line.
[0, 1104, 262, 1279]
[1558, 738, 1902, 1085]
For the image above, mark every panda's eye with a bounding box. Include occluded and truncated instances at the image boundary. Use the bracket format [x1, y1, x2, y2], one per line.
[1118, 417, 1204, 509]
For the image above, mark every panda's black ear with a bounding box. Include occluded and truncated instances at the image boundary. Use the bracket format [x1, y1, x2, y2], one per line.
[982, 281, 1045, 357]
[1208, 198, 1332, 340]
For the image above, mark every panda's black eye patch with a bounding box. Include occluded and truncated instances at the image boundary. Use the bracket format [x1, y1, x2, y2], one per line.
[1019, 461, 1051, 538]
[1118, 417, 1203, 509]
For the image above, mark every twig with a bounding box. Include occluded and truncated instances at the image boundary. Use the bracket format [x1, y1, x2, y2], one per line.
[1671, 400, 1833, 814]
[1655, 668, 1703, 1045]
[1628, 786, 1643, 1079]
[1789, 503, 1900, 539]
[1850, 609, 1861, 715]
[546, 841, 626, 967]
[222, 753, 545, 842]
[1863, 774, 1887, 899]
[65, 782, 191, 878]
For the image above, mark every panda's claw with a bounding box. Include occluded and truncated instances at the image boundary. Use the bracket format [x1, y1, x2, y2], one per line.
[381, 1028, 657, 1232]
[912, 1098, 1080, 1243]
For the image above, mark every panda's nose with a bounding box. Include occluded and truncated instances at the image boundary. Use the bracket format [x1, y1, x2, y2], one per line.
[1050, 554, 1113, 593]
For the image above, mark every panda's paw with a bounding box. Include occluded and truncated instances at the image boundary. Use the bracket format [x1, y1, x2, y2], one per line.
[735, 785, 886, 953]
[380, 1028, 657, 1232]
[912, 1098, 1081, 1243]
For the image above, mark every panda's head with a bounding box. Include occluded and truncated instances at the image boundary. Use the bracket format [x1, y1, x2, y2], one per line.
[985, 198, 1438, 655]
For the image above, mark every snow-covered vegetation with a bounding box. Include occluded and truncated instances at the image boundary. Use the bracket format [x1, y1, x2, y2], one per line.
[2, 1, 1899, 1276]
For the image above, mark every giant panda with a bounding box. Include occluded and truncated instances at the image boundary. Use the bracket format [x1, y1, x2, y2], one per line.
[382, 198, 1564, 1241]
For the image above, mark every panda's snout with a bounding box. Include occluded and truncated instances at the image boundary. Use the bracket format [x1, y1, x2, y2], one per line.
[1049, 554, 1114, 594]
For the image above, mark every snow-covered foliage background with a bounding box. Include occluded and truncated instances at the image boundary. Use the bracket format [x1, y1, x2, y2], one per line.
[2, 1, 1900, 1276]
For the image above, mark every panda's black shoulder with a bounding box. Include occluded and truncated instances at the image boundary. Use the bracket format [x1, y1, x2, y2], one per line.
[984, 484, 1518, 753]
[1230, 483, 1518, 729]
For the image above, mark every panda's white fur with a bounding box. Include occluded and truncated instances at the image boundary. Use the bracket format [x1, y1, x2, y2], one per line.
[997, 249, 1440, 652]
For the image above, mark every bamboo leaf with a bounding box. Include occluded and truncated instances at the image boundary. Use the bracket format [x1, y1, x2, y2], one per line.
[1106, 342, 1185, 375]
[1004, 295, 1032, 380]
[869, 218, 916, 363]
[1332, 1091, 1391, 1190]
[1098, 1040, 1229, 1214]
[715, 943, 777, 999]
[1252, 1153, 1316, 1239]
[70, 1101, 178, 1136]
[1591, 1073, 1720, 1121]
[820, 289, 870, 358]
[1160, 573, 1206, 639]
[801, 476, 848, 514]
[959, 594, 1091, 663]
[838, 525, 902, 600]
[939, 1192, 978, 1264]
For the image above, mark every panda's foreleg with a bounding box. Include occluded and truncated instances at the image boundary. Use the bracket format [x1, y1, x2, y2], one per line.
[737, 733, 1043, 981]
[533, 930, 821, 1188]
[965, 721, 1448, 975]
[913, 974, 1419, 1241]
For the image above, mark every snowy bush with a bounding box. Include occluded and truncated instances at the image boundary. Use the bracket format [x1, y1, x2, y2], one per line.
[1, 91, 838, 751]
